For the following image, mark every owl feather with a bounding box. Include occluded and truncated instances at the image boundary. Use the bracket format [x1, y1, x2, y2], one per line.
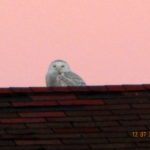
[46, 60, 86, 87]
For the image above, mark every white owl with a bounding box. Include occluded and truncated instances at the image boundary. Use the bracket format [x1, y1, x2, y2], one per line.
[46, 60, 86, 87]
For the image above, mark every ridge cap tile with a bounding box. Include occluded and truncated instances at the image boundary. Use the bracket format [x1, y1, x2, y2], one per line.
[88, 85, 108, 92]
[143, 84, 150, 90]
[30, 87, 54, 93]
[0, 84, 148, 94]
[30, 86, 72, 93]
[67, 86, 90, 92]
[123, 84, 146, 91]
[10, 87, 32, 94]
[106, 85, 125, 92]
[0, 88, 12, 94]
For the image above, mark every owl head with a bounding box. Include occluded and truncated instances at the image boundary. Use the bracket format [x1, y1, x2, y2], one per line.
[48, 59, 71, 74]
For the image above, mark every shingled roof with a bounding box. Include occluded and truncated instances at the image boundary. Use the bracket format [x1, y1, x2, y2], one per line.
[0, 84, 150, 150]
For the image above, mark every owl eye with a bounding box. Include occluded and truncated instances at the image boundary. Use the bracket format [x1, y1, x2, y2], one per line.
[61, 65, 64, 68]
[53, 65, 56, 68]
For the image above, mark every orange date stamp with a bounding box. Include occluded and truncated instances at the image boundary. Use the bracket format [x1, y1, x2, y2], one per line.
[130, 131, 150, 138]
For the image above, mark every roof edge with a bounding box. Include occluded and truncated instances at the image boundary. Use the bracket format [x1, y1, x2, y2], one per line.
[0, 84, 149, 94]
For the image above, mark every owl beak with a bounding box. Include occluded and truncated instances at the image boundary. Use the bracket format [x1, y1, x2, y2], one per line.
[56, 68, 61, 74]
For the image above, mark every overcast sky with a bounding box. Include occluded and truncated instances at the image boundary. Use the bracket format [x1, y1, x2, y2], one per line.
[0, 0, 150, 87]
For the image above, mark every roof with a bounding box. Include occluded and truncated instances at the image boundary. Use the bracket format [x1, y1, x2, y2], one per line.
[0, 84, 150, 150]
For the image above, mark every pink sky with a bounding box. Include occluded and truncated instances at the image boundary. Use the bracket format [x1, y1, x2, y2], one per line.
[0, 0, 150, 87]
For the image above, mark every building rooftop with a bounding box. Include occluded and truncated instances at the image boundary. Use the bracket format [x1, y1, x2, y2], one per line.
[0, 84, 150, 150]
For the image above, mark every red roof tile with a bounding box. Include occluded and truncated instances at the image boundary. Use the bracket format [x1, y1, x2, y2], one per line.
[58, 99, 104, 105]
[123, 84, 147, 91]
[106, 85, 125, 92]
[0, 118, 46, 124]
[12, 101, 58, 107]
[0, 84, 149, 150]
[0, 88, 12, 94]
[19, 111, 65, 117]
[16, 140, 61, 145]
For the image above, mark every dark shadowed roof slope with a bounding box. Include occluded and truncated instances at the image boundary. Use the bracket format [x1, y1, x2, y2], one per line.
[0, 84, 150, 150]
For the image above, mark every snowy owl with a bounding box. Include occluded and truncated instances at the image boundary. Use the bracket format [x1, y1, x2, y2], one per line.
[46, 60, 86, 87]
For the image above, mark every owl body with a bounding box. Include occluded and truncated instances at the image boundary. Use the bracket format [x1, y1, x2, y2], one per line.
[46, 60, 86, 87]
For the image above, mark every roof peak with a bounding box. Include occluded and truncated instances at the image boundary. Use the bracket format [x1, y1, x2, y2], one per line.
[0, 84, 149, 94]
